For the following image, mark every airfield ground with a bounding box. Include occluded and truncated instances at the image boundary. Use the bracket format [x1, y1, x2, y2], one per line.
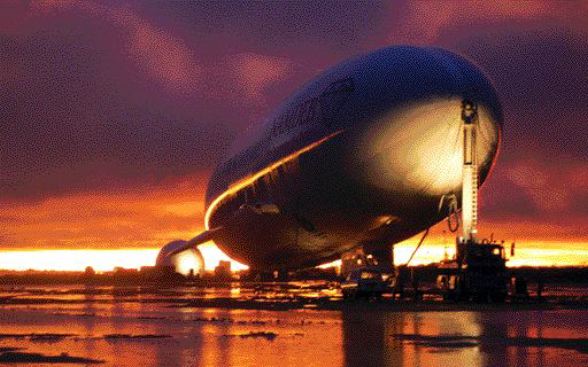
[0, 283, 587, 366]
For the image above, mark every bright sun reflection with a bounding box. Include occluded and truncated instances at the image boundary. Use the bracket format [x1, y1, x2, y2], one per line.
[392, 240, 588, 267]
[360, 98, 498, 195]
[0, 243, 248, 273]
[0, 249, 159, 272]
[172, 250, 204, 276]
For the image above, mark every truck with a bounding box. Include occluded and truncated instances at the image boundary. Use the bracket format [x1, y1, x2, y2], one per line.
[437, 239, 509, 302]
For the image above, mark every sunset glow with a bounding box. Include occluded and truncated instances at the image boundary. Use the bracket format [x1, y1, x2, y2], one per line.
[1, 238, 586, 274]
[1, 179, 586, 272]
[1, 4, 586, 367]
[1, 1, 586, 275]
[393, 240, 588, 267]
[1, 181, 586, 272]
[0, 249, 159, 272]
[0, 243, 247, 273]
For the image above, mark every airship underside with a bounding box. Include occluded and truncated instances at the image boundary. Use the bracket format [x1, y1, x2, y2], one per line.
[160, 46, 503, 271]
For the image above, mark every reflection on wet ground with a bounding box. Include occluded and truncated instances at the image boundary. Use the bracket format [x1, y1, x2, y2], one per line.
[0, 285, 586, 366]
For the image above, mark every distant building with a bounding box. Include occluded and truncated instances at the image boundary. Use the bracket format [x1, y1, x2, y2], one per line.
[84, 266, 96, 277]
[214, 260, 232, 280]
[113, 267, 138, 275]
[140, 266, 156, 273]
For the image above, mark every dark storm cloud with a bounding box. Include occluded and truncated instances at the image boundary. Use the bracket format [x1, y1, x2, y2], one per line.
[0, 23, 234, 199]
[133, 1, 391, 55]
[377, 1, 587, 234]
[445, 25, 588, 225]
[451, 29, 588, 159]
[0, 0, 586, 239]
[0, 1, 392, 201]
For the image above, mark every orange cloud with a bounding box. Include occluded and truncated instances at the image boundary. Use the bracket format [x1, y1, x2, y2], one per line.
[2, 172, 587, 270]
[505, 158, 588, 213]
[1, 175, 207, 249]
[0, 173, 248, 271]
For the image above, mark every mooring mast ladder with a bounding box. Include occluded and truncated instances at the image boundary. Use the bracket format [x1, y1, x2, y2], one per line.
[461, 100, 479, 241]
[471, 163, 478, 232]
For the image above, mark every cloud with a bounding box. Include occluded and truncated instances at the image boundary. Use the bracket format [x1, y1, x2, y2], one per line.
[0, 174, 207, 249]
[456, 31, 588, 161]
[389, 1, 586, 45]
[31, 0, 200, 92]
[482, 157, 588, 217]
[230, 53, 294, 102]
[388, 4, 588, 236]
[0, 2, 241, 201]
[0, 3, 303, 202]
[0, 1, 586, 250]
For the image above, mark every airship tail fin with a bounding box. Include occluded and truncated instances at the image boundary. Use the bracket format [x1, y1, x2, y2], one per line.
[167, 227, 223, 256]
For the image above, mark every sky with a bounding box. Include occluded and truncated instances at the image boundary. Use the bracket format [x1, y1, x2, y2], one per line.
[0, 1, 587, 270]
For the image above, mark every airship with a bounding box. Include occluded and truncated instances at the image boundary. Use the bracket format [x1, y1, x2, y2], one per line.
[157, 45, 502, 275]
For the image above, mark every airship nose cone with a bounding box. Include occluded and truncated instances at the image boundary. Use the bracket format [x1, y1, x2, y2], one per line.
[357, 97, 500, 197]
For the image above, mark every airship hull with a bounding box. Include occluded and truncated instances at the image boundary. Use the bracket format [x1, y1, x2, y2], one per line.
[205, 46, 502, 270]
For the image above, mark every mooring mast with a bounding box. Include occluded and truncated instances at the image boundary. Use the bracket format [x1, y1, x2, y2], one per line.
[436, 99, 509, 302]
[461, 100, 479, 242]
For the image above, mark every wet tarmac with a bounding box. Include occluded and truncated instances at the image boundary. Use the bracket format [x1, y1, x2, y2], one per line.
[0, 284, 587, 366]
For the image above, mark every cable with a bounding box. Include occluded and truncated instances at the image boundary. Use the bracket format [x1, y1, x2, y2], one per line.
[439, 194, 460, 233]
[405, 227, 430, 266]
[447, 198, 460, 233]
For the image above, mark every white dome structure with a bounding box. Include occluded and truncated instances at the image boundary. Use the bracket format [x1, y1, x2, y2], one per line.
[156, 240, 205, 277]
